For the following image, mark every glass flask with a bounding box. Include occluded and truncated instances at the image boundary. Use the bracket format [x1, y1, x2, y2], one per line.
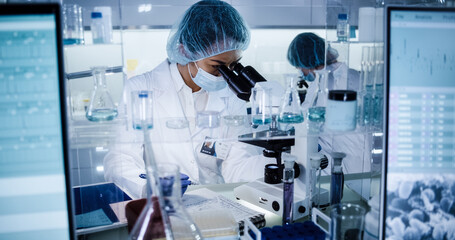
[86, 66, 118, 121]
[129, 131, 174, 240]
[307, 70, 327, 133]
[157, 163, 203, 240]
[278, 76, 304, 124]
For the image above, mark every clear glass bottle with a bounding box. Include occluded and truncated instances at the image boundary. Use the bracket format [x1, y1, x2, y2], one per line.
[278, 76, 304, 124]
[86, 66, 118, 122]
[337, 13, 349, 42]
[330, 152, 346, 205]
[90, 12, 106, 44]
[282, 154, 296, 225]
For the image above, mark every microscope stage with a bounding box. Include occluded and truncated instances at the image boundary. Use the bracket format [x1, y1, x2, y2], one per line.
[233, 178, 329, 220]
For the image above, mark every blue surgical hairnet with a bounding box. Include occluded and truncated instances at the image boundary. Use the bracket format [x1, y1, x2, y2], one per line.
[167, 0, 251, 65]
[287, 33, 328, 69]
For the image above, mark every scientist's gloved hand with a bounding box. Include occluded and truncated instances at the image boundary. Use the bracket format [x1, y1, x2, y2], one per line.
[180, 173, 191, 195]
[140, 173, 192, 196]
[320, 155, 329, 170]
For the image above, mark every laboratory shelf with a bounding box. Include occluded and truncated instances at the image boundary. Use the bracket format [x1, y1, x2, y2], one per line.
[67, 115, 382, 146]
[69, 117, 126, 148]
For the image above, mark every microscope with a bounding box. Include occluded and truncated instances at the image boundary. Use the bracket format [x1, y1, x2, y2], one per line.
[234, 120, 330, 220]
[219, 63, 330, 220]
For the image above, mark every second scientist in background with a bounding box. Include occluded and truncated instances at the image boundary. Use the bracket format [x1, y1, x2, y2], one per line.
[287, 32, 369, 177]
[287, 32, 360, 110]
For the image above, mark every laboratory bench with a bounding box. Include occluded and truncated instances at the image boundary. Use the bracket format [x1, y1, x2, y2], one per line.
[75, 172, 380, 240]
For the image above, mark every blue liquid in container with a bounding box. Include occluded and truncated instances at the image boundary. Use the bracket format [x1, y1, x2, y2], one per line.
[252, 116, 272, 125]
[308, 107, 326, 122]
[63, 38, 83, 45]
[93, 38, 104, 44]
[278, 113, 304, 123]
[86, 108, 118, 122]
[330, 172, 343, 205]
[133, 123, 153, 130]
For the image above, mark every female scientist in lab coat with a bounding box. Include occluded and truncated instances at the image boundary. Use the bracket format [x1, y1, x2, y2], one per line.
[287, 32, 360, 110]
[287, 33, 369, 176]
[104, 0, 276, 199]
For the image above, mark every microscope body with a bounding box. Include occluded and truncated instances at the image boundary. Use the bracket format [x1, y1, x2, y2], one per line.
[234, 123, 329, 220]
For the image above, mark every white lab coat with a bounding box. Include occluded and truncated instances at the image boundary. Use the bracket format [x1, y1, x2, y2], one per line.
[301, 62, 369, 175]
[104, 59, 276, 199]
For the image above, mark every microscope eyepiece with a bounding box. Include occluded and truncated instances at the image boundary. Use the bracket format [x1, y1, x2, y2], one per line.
[218, 65, 250, 101]
[218, 63, 268, 102]
[233, 62, 245, 74]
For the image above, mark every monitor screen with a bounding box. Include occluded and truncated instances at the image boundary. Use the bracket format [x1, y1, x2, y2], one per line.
[0, 4, 74, 240]
[383, 7, 455, 240]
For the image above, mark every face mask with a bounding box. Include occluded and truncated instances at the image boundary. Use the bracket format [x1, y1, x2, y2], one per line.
[188, 62, 227, 92]
[301, 70, 316, 82]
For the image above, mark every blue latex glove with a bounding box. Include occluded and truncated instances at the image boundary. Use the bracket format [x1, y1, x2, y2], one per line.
[139, 173, 192, 196]
[180, 173, 191, 195]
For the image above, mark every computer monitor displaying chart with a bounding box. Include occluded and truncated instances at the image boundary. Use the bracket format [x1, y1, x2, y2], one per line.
[0, 4, 74, 240]
[382, 6, 455, 240]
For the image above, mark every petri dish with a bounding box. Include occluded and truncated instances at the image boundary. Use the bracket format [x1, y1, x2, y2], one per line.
[196, 111, 220, 128]
[166, 118, 189, 129]
[223, 115, 246, 127]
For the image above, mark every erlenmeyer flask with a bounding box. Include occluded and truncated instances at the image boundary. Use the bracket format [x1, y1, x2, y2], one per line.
[278, 76, 304, 123]
[86, 66, 118, 121]
[157, 163, 203, 240]
[129, 134, 174, 240]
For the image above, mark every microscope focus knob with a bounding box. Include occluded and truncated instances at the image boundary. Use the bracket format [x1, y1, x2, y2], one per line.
[298, 206, 306, 214]
[272, 201, 280, 212]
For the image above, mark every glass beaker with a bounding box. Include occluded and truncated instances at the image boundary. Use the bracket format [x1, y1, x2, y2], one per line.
[251, 87, 272, 125]
[278, 76, 304, 123]
[131, 90, 153, 130]
[157, 163, 203, 240]
[86, 66, 118, 122]
[330, 203, 365, 240]
[62, 4, 84, 45]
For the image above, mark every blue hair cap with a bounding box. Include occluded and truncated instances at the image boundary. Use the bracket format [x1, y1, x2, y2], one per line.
[167, 0, 251, 65]
[287, 32, 326, 69]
